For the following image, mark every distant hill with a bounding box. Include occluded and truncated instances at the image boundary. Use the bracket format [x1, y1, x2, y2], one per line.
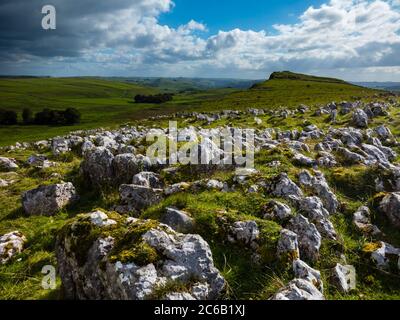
[267, 71, 347, 84]
[103, 77, 261, 92]
[353, 82, 400, 92]
[199, 71, 380, 111]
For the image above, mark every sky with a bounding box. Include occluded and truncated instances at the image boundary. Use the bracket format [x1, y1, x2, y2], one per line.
[1, 0, 400, 81]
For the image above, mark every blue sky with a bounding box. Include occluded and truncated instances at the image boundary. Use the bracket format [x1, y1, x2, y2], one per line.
[160, 0, 325, 35]
[1, 0, 400, 81]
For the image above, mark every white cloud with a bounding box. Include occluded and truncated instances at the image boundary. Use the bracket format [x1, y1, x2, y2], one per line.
[1, 0, 400, 80]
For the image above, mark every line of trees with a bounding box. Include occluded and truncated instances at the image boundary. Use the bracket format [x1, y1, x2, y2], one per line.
[0, 108, 81, 126]
[134, 93, 174, 104]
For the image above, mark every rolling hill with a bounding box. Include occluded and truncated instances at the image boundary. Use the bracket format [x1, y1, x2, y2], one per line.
[197, 71, 380, 112]
[0, 72, 381, 146]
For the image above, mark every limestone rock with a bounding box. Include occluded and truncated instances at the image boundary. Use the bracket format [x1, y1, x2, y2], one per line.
[0, 157, 18, 172]
[293, 259, 323, 292]
[380, 193, 400, 229]
[228, 221, 259, 249]
[277, 229, 299, 261]
[288, 215, 321, 263]
[81, 147, 114, 187]
[331, 264, 356, 293]
[353, 206, 381, 235]
[22, 182, 78, 216]
[271, 279, 324, 300]
[270, 173, 303, 200]
[132, 172, 163, 189]
[161, 208, 195, 233]
[119, 184, 163, 213]
[0, 231, 26, 264]
[263, 200, 292, 221]
[352, 109, 369, 128]
[57, 213, 225, 300]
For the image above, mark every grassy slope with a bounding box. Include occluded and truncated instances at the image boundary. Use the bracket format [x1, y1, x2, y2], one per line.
[0, 73, 398, 300]
[0, 77, 239, 146]
[1, 99, 400, 299]
[0, 73, 379, 146]
[197, 73, 378, 112]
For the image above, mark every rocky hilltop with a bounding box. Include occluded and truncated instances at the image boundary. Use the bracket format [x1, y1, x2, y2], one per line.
[1, 92, 400, 300]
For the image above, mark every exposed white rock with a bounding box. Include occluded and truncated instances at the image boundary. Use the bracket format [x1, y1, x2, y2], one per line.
[132, 172, 163, 189]
[118, 184, 164, 213]
[164, 182, 191, 196]
[271, 278, 324, 300]
[57, 216, 225, 300]
[0, 231, 26, 264]
[293, 259, 323, 292]
[89, 210, 117, 227]
[270, 173, 304, 200]
[228, 221, 260, 249]
[277, 229, 299, 261]
[331, 264, 356, 293]
[264, 200, 292, 221]
[161, 207, 194, 233]
[288, 215, 321, 263]
[380, 193, 400, 229]
[353, 206, 381, 235]
[0, 157, 18, 172]
[22, 182, 78, 216]
[352, 109, 369, 128]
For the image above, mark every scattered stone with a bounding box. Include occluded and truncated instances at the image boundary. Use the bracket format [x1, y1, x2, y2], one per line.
[293, 153, 315, 167]
[0, 157, 18, 172]
[164, 182, 191, 196]
[271, 278, 324, 300]
[22, 182, 78, 216]
[228, 221, 259, 249]
[161, 208, 195, 233]
[331, 264, 356, 293]
[51, 137, 71, 155]
[288, 215, 321, 263]
[293, 259, 323, 292]
[119, 184, 163, 214]
[352, 109, 369, 128]
[0, 231, 26, 264]
[27, 154, 55, 169]
[277, 229, 299, 261]
[365, 242, 400, 271]
[263, 200, 292, 221]
[270, 173, 304, 200]
[132, 172, 163, 189]
[379, 193, 400, 229]
[89, 210, 117, 227]
[353, 206, 381, 235]
[81, 147, 114, 187]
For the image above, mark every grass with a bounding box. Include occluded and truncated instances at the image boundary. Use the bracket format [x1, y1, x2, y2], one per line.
[0, 72, 380, 146]
[0, 72, 399, 300]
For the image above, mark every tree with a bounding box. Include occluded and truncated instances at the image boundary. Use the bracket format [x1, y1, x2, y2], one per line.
[22, 108, 33, 125]
[134, 93, 174, 104]
[0, 109, 18, 125]
[64, 108, 81, 125]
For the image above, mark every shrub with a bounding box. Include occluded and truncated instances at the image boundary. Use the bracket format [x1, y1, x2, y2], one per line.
[34, 108, 81, 125]
[64, 108, 81, 125]
[0, 109, 18, 125]
[134, 93, 174, 104]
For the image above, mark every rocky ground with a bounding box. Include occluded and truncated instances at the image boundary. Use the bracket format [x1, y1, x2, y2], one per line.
[1, 97, 400, 300]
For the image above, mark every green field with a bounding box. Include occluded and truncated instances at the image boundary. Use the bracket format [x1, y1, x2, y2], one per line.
[0, 73, 380, 146]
